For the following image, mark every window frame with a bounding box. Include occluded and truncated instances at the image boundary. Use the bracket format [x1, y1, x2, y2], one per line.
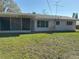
[67, 21, 73, 25]
[37, 20, 48, 28]
[56, 21, 60, 25]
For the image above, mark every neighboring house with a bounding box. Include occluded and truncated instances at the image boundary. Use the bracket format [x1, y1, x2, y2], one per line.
[0, 13, 78, 33]
[76, 21, 79, 29]
[72, 13, 79, 29]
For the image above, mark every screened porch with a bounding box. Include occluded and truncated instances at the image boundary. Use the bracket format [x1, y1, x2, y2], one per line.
[0, 17, 32, 32]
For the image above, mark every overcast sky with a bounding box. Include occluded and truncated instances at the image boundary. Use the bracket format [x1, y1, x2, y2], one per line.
[14, 0, 79, 16]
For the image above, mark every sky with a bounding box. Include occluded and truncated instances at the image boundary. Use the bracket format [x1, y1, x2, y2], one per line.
[14, 0, 79, 17]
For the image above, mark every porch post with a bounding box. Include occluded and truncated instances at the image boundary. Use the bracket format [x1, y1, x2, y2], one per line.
[21, 17, 22, 31]
[30, 19, 31, 31]
[10, 16, 11, 31]
[30, 19, 33, 32]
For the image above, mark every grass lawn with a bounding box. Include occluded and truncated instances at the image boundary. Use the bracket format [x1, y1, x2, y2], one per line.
[0, 32, 79, 59]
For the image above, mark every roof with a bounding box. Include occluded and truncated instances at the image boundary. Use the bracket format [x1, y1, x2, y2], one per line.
[0, 13, 78, 21]
[34, 14, 79, 21]
[0, 13, 34, 18]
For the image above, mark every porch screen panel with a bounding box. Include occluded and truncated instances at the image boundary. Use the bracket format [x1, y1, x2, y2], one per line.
[0, 17, 10, 31]
[22, 18, 30, 30]
[11, 18, 21, 30]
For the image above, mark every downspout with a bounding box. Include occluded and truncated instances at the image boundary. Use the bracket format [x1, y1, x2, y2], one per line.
[53, 19, 56, 31]
[21, 15, 22, 32]
[30, 15, 34, 32]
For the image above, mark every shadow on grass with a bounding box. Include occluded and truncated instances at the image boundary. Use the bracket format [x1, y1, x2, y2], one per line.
[30, 31, 77, 34]
[0, 31, 78, 37]
[0, 33, 20, 37]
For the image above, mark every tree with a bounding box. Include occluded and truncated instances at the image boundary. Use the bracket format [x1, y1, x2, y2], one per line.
[0, 0, 3, 12]
[32, 12, 36, 14]
[75, 13, 78, 19]
[72, 12, 78, 19]
[0, 0, 21, 13]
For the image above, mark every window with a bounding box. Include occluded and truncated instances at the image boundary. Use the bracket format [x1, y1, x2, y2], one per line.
[67, 21, 73, 25]
[37, 20, 48, 27]
[56, 21, 60, 25]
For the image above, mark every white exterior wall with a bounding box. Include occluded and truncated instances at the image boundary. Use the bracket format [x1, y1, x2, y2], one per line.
[55, 20, 76, 31]
[48, 20, 55, 31]
[34, 19, 76, 32]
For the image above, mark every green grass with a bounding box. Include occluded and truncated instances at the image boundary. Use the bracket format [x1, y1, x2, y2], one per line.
[0, 32, 79, 59]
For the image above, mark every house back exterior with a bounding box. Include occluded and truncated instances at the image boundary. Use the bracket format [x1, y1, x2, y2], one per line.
[0, 13, 77, 33]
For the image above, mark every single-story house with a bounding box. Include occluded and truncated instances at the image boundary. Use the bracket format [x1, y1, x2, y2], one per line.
[76, 21, 79, 29]
[0, 13, 78, 33]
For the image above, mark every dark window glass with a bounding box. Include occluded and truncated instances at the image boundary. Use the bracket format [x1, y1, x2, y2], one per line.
[46, 21, 48, 27]
[56, 21, 60, 25]
[67, 21, 73, 25]
[37, 20, 48, 27]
